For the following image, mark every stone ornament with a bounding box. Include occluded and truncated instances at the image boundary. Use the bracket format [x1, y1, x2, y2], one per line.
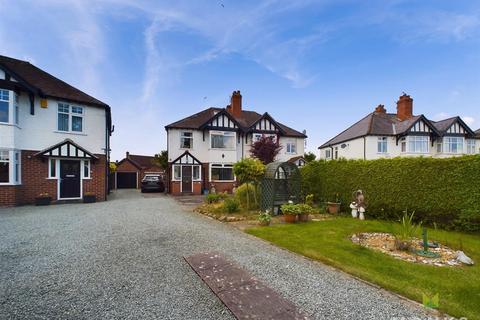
[350, 190, 366, 220]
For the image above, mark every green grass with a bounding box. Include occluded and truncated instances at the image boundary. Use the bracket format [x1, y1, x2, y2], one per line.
[246, 217, 480, 319]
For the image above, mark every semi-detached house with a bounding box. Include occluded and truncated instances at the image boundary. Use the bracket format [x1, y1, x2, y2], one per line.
[0, 55, 112, 206]
[165, 91, 306, 195]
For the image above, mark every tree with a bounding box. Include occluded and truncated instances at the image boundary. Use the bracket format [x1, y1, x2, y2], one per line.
[153, 150, 168, 169]
[250, 136, 282, 164]
[233, 158, 265, 210]
[109, 162, 117, 173]
[304, 152, 316, 162]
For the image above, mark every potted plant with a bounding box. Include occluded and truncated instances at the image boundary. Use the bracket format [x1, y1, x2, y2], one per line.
[258, 211, 272, 226]
[83, 192, 96, 203]
[35, 192, 52, 206]
[298, 204, 314, 222]
[280, 203, 299, 223]
[327, 193, 341, 214]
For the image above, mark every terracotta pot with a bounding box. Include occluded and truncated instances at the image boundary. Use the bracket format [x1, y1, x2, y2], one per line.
[284, 214, 297, 223]
[327, 202, 341, 214]
[298, 214, 309, 222]
[259, 220, 271, 226]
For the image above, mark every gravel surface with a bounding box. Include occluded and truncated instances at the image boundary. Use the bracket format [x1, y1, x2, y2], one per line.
[0, 190, 433, 319]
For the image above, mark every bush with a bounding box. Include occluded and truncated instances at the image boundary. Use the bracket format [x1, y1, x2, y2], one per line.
[223, 197, 240, 213]
[205, 193, 221, 204]
[258, 211, 272, 223]
[301, 155, 480, 232]
[297, 204, 314, 214]
[305, 194, 315, 206]
[235, 183, 260, 209]
[280, 203, 300, 215]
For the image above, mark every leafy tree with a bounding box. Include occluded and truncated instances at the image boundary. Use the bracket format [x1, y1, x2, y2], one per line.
[153, 150, 168, 169]
[109, 162, 117, 173]
[304, 152, 316, 162]
[250, 135, 282, 164]
[233, 158, 265, 210]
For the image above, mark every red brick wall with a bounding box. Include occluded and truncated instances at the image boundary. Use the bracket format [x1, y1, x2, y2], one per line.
[0, 150, 107, 207]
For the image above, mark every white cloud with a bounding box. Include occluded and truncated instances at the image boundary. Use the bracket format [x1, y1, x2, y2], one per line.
[462, 116, 475, 127]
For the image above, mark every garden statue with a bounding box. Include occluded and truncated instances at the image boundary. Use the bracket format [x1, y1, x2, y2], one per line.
[210, 183, 216, 194]
[350, 190, 366, 220]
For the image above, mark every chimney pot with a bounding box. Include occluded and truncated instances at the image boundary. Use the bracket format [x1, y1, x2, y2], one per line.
[375, 104, 386, 113]
[396, 93, 413, 121]
[126, 151, 130, 158]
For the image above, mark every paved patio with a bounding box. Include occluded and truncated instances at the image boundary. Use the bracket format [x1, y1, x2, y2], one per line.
[0, 190, 432, 319]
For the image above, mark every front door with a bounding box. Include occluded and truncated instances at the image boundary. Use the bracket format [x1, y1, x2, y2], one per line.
[60, 160, 81, 199]
[181, 165, 192, 193]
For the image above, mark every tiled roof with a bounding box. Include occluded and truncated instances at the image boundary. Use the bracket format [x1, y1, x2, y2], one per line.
[476, 129, 480, 138]
[0, 55, 108, 108]
[127, 154, 162, 170]
[430, 117, 458, 134]
[165, 107, 306, 138]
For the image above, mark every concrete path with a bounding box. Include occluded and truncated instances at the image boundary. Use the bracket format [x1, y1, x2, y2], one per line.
[0, 190, 432, 319]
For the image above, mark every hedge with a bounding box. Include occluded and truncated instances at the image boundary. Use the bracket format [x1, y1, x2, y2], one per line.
[301, 155, 480, 232]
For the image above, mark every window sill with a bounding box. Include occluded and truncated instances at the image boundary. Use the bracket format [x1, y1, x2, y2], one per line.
[210, 180, 235, 183]
[0, 182, 22, 186]
[209, 148, 236, 151]
[0, 122, 21, 129]
[54, 130, 87, 136]
[46, 177, 58, 180]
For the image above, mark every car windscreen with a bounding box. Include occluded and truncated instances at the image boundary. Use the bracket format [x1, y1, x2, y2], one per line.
[143, 176, 159, 182]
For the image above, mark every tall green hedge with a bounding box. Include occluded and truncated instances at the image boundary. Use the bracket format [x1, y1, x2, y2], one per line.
[301, 156, 480, 232]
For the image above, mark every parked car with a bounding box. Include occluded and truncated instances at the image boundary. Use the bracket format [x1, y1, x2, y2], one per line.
[141, 174, 165, 193]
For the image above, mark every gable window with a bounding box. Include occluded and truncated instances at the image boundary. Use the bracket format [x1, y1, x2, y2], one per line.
[408, 136, 429, 153]
[443, 137, 464, 154]
[0, 150, 9, 183]
[211, 131, 235, 149]
[325, 149, 331, 159]
[286, 141, 297, 154]
[180, 132, 193, 149]
[210, 164, 234, 181]
[0, 89, 9, 123]
[467, 139, 476, 154]
[57, 103, 84, 132]
[377, 137, 388, 153]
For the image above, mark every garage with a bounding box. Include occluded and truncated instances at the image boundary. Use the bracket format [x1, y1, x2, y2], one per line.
[116, 172, 137, 189]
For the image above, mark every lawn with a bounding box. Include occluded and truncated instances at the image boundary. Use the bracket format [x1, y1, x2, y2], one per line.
[246, 217, 480, 319]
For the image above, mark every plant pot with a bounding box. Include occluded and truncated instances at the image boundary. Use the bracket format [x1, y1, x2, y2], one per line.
[327, 202, 341, 214]
[83, 195, 96, 203]
[298, 213, 309, 222]
[284, 214, 297, 223]
[35, 196, 52, 206]
[259, 220, 271, 226]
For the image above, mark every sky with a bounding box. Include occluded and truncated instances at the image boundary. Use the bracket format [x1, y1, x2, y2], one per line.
[1, 0, 479, 161]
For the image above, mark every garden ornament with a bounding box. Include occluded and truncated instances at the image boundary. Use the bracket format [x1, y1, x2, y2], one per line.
[416, 228, 440, 258]
[350, 190, 366, 220]
[456, 251, 474, 265]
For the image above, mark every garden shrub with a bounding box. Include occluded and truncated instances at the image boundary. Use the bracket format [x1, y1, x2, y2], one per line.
[205, 193, 221, 204]
[300, 155, 480, 232]
[223, 197, 240, 213]
[235, 183, 260, 209]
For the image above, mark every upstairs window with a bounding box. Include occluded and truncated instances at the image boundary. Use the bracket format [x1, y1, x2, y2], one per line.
[0, 89, 9, 123]
[377, 137, 388, 153]
[443, 137, 464, 154]
[211, 131, 235, 149]
[408, 136, 429, 153]
[58, 103, 84, 132]
[286, 141, 297, 154]
[253, 133, 277, 143]
[14, 93, 19, 125]
[467, 139, 476, 154]
[180, 132, 193, 149]
[0, 150, 9, 183]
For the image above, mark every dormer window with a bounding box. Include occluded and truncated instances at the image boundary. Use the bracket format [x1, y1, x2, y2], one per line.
[0, 89, 9, 123]
[57, 103, 84, 133]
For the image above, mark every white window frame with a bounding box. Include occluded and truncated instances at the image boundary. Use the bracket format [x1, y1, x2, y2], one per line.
[0, 89, 11, 124]
[252, 133, 277, 144]
[334, 147, 338, 159]
[210, 131, 236, 150]
[325, 149, 331, 159]
[82, 160, 91, 179]
[286, 141, 297, 154]
[180, 131, 193, 149]
[48, 158, 57, 179]
[14, 93, 19, 125]
[0, 149, 21, 185]
[171, 164, 201, 181]
[57, 103, 84, 133]
[443, 136, 464, 154]
[406, 136, 429, 153]
[192, 165, 201, 181]
[209, 163, 235, 182]
[466, 139, 476, 154]
[377, 137, 388, 153]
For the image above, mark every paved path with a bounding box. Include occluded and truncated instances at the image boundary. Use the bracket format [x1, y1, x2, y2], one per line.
[0, 190, 432, 319]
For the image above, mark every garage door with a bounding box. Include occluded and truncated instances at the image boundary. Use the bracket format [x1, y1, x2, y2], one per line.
[116, 172, 137, 189]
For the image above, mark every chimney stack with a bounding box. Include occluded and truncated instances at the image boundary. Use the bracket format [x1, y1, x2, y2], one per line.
[228, 90, 242, 118]
[396, 93, 413, 121]
[126, 151, 130, 158]
[375, 104, 386, 113]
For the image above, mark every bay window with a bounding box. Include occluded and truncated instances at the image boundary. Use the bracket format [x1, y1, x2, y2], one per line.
[173, 165, 181, 180]
[0, 150, 21, 184]
[0, 89, 9, 123]
[180, 132, 193, 149]
[377, 137, 388, 153]
[467, 139, 476, 154]
[443, 137, 464, 154]
[407, 136, 429, 153]
[210, 164, 234, 181]
[57, 103, 84, 132]
[211, 131, 235, 149]
[0, 150, 9, 182]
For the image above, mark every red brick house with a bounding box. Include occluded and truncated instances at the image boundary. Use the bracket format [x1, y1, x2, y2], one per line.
[165, 91, 307, 195]
[114, 152, 164, 189]
[0, 55, 112, 206]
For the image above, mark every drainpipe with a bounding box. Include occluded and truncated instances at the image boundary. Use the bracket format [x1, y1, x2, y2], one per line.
[363, 136, 366, 160]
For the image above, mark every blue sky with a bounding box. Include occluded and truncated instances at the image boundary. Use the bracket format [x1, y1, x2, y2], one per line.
[1, 0, 479, 161]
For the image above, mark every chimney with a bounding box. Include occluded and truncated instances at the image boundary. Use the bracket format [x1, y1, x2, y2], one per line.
[228, 90, 242, 118]
[396, 93, 413, 121]
[375, 104, 386, 113]
[126, 151, 130, 158]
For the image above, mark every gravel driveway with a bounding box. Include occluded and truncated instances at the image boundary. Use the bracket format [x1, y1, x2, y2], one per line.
[0, 190, 432, 319]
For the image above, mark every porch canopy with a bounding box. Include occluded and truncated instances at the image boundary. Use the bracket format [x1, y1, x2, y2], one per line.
[34, 139, 98, 160]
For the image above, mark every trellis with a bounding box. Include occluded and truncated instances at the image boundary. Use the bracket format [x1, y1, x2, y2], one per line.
[260, 162, 301, 214]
